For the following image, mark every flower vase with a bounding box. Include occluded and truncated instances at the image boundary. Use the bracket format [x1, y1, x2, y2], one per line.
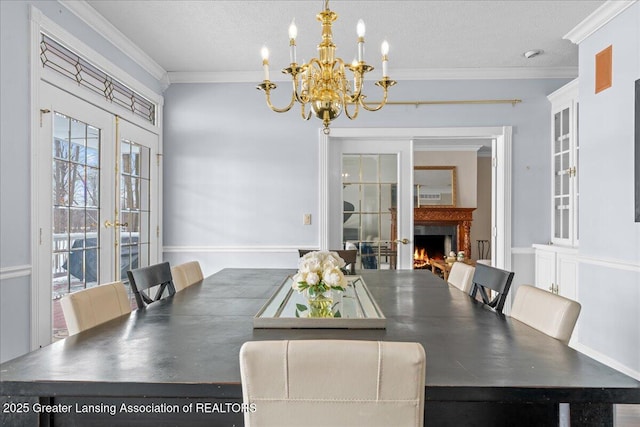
[306, 288, 334, 318]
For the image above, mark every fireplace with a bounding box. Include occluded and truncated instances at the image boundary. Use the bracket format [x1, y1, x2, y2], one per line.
[413, 225, 457, 269]
[390, 207, 475, 269]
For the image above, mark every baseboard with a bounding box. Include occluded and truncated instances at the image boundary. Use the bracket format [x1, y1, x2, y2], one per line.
[572, 342, 640, 381]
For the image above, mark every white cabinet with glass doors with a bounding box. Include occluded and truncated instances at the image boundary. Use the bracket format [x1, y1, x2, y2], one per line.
[533, 79, 579, 301]
[548, 79, 579, 247]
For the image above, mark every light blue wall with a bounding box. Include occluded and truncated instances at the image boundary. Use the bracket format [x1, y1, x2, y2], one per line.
[162, 78, 569, 274]
[0, 0, 163, 363]
[576, 3, 640, 376]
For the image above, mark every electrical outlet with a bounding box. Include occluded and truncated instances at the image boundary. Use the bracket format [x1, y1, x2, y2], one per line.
[303, 213, 312, 225]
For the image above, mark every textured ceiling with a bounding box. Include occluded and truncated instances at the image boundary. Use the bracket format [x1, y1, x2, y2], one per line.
[85, 0, 605, 79]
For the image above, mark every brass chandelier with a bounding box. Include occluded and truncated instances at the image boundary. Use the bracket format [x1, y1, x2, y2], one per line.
[257, 0, 396, 134]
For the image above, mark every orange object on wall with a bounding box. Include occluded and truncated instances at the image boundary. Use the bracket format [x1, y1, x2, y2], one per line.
[595, 45, 612, 94]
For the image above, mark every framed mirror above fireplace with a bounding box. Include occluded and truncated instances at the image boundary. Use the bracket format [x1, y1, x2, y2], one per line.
[414, 166, 457, 207]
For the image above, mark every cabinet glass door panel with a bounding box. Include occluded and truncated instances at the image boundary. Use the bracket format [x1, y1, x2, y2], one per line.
[574, 104, 580, 242]
[552, 101, 577, 245]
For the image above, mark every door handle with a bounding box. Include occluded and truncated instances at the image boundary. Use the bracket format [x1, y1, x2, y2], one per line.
[104, 220, 128, 229]
[396, 238, 409, 245]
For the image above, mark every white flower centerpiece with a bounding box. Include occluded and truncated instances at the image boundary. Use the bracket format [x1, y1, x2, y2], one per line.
[292, 251, 348, 318]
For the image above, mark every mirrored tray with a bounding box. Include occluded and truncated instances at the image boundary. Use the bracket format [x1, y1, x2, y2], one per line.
[253, 275, 386, 329]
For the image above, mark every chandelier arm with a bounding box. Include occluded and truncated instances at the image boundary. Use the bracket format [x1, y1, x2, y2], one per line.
[359, 86, 389, 112]
[290, 72, 307, 105]
[344, 95, 360, 120]
[350, 72, 363, 101]
[334, 58, 355, 99]
[264, 88, 296, 113]
[300, 102, 312, 120]
[342, 59, 363, 101]
[297, 59, 323, 104]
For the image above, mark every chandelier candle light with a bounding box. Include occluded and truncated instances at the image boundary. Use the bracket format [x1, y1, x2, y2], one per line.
[257, 0, 396, 134]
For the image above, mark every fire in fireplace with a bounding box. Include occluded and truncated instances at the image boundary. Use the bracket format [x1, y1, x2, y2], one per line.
[414, 247, 429, 269]
[413, 225, 457, 269]
[413, 235, 446, 269]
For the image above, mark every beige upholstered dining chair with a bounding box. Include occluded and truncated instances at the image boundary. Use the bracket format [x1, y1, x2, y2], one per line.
[510, 285, 581, 344]
[60, 281, 132, 335]
[447, 262, 475, 293]
[240, 340, 426, 427]
[171, 261, 204, 291]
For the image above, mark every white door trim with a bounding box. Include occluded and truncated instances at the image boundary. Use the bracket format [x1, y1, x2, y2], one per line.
[29, 5, 163, 350]
[319, 127, 512, 271]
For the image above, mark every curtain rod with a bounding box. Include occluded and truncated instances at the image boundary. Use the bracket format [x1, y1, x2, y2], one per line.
[364, 99, 522, 107]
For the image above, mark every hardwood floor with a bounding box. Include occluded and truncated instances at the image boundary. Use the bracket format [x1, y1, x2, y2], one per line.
[616, 404, 640, 426]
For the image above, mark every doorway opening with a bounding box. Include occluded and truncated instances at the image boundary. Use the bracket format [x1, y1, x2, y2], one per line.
[320, 127, 512, 271]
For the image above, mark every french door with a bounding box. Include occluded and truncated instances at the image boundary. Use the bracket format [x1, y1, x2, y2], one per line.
[36, 82, 159, 345]
[327, 138, 413, 270]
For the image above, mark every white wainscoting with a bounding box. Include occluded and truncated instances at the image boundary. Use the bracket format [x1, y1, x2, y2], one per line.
[575, 256, 640, 381]
[520, 247, 640, 380]
[0, 268, 32, 363]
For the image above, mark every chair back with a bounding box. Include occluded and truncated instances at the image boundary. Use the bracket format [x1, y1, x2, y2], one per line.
[171, 261, 204, 291]
[170, 265, 188, 292]
[127, 262, 176, 309]
[298, 249, 358, 274]
[469, 263, 514, 313]
[447, 262, 475, 293]
[240, 340, 426, 427]
[60, 281, 131, 335]
[511, 285, 581, 344]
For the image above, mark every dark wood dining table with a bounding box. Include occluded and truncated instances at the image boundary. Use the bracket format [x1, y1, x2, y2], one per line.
[1, 268, 638, 426]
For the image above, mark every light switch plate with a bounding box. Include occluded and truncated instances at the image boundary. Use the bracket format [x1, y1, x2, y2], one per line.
[303, 213, 311, 225]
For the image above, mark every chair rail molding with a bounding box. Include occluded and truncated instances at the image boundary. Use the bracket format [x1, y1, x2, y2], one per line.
[0, 265, 32, 281]
[511, 247, 536, 255]
[163, 245, 311, 253]
[578, 255, 640, 272]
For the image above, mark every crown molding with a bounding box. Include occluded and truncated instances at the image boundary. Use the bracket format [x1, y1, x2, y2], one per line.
[168, 71, 264, 84]
[59, 0, 168, 88]
[168, 66, 578, 84]
[391, 67, 578, 81]
[564, 0, 637, 44]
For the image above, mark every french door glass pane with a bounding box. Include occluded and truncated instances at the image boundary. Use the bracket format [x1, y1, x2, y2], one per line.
[120, 139, 151, 282]
[51, 112, 101, 340]
[342, 154, 397, 270]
